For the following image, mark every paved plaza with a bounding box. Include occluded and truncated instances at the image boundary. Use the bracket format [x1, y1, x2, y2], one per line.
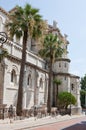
[0, 114, 85, 130]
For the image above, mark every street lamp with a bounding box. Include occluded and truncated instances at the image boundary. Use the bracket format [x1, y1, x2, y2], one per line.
[0, 32, 8, 62]
[0, 32, 7, 45]
[0, 32, 7, 53]
[0, 32, 7, 119]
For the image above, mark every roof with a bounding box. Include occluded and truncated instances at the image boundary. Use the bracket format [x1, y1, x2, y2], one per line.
[70, 74, 80, 79]
[0, 7, 9, 16]
[54, 72, 80, 79]
[8, 7, 17, 14]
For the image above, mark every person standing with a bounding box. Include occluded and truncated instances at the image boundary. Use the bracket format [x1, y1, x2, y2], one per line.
[8, 105, 14, 123]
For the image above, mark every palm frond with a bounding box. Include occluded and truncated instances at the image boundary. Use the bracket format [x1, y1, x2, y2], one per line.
[0, 48, 8, 62]
[38, 33, 64, 62]
[53, 78, 62, 85]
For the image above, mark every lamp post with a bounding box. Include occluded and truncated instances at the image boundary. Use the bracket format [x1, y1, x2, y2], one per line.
[0, 32, 7, 45]
[0, 32, 7, 119]
[0, 32, 8, 62]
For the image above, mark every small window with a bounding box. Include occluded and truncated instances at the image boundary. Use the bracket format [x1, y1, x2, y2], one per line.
[40, 78, 43, 88]
[59, 63, 61, 67]
[27, 76, 29, 85]
[64, 63, 66, 67]
[71, 83, 74, 90]
[11, 69, 16, 84]
[27, 74, 32, 87]
[16, 36, 20, 43]
[64, 76, 66, 80]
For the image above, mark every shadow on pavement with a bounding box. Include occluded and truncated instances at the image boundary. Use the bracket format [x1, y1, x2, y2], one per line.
[62, 121, 86, 130]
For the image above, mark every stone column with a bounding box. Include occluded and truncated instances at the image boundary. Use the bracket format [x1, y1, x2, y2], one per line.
[22, 66, 27, 109]
[23, 92, 26, 109]
[0, 63, 4, 104]
[34, 70, 39, 106]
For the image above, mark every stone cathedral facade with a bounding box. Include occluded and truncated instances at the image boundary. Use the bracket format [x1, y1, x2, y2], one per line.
[0, 7, 81, 114]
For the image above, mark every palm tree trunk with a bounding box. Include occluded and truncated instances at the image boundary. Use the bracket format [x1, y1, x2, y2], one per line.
[16, 30, 28, 116]
[53, 83, 56, 107]
[47, 58, 52, 113]
[56, 85, 58, 106]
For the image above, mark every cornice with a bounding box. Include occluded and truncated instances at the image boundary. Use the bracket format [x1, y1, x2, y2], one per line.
[54, 72, 70, 76]
[70, 74, 80, 79]
[8, 55, 20, 64]
[7, 55, 49, 74]
[55, 58, 71, 62]
[0, 7, 9, 16]
[8, 7, 17, 13]
[54, 72, 80, 79]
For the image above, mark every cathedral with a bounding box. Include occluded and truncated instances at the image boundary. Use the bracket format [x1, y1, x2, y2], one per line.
[0, 6, 81, 115]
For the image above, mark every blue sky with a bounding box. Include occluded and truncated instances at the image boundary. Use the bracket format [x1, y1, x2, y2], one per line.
[0, 0, 86, 77]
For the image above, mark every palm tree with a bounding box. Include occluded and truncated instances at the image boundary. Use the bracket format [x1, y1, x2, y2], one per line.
[6, 4, 46, 116]
[53, 78, 62, 107]
[39, 33, 64, 113]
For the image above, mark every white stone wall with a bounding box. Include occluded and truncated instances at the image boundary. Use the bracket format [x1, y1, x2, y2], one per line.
[2, 56, 48, 109]
[70, 77, 81, 108]
[55, 75, 70, 93]
[53, 60, 70, 73]
[3, 58, 20, 107]
[0, 8, 81, 114]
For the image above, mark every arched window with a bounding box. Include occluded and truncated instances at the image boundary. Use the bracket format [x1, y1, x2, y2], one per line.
[16, 37, 20, 43]
[64, 63, 67, 67]
[27, 74, 32, 87]
[27, 76, 29, 85]
[11, 69, 16, 84]
[64, 76, 66, 80]
[71, 83, 74, 90]
[40, 78, 43, 88]
[59, 63, 61, 67]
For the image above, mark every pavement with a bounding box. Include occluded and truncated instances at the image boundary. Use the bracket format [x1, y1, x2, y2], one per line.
[0, 114, 85, 130]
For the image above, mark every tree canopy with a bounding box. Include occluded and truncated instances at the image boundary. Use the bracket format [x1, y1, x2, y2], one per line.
[6, 3, 46, 116]
[39, 33, 64, 62]
[81, 74, 86, 90]
[39, 33, 64, 113]
[58, 92, 76, 110]
[80, 74, 86, 107]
